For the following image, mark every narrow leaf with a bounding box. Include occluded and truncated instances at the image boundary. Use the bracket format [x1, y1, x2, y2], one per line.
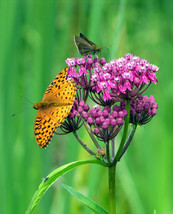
[63, 184, 109, 214]
[26, 159, 105, 214]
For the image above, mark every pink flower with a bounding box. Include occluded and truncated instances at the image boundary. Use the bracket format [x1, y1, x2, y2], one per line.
[65, 58, 76, 66]
[79, 66, 88, 75]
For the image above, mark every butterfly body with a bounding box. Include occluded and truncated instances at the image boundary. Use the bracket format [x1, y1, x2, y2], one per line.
[33, 101, 73, 110]
[74, 33, 102, 56]
[33, 68, 76, 148]
[33, 102, 52, 110]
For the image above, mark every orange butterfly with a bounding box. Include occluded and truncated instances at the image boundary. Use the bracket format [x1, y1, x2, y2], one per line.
[33, 68, 76, 148]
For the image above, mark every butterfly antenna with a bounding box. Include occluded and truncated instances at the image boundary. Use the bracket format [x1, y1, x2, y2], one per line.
[12, 94, 34, 116]
[19, 94, 34, 105]
[12, 106, 32, 117]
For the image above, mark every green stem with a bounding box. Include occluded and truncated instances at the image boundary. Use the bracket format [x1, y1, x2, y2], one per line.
[108, 165, 116, 214]
[83, 120, 101, 149]
[84, 88, 89, 103]
[113, 99, 130, 164]
[118, 125, 137, 161]
[106, 141, 111, 166]
[73, 131, 96, 155]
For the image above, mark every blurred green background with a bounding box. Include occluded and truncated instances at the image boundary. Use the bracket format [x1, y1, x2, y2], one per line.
[0, 0, 172, 213]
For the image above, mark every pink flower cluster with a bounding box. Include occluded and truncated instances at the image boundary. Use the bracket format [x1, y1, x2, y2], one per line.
[66, 54, 159, 101]
[91, 54, 159, 100]
[68, 100, 128, 141]
[129, 95, 158, 125]
[66, 56, 106, 89]
[60, 54, 159, 159]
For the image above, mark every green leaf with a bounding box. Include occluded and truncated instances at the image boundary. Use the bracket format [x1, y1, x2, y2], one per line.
[63, 184, 109, 214]
[26, 159, 105, 214]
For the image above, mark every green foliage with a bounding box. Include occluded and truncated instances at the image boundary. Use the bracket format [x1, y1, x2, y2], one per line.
[0, 0, 173, 214]
[63, 184, 109, 214]
[26, 160, 105, 213]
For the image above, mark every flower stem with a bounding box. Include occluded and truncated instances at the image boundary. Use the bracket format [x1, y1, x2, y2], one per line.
[113, 99, 130, 164]
[118, 125, 137, 161]
[73, 131, 96, 155]
[108, 165, 116, 214]
[83, 120, 101, 149]
[111, 139, 115, 159]
[106, 141, 111, 166]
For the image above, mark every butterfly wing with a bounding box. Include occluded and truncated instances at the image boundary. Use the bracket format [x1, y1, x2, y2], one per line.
[42, 67, 76, 104]
[74, 35, 96, 56]
[34, 105, 72, 148]
[74, 33, 102, 56]
[79, 33, 102, 55]
[42, 68, 68, 102]
[79, 33, 96, 46]
[51, 77, 76, 106]
[34, 110, 57, 148]
[34, 68, 76, 147]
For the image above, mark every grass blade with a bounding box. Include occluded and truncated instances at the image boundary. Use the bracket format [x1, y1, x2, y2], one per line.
[26, 159, 105, 214]
[63, 184, 109, 214]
